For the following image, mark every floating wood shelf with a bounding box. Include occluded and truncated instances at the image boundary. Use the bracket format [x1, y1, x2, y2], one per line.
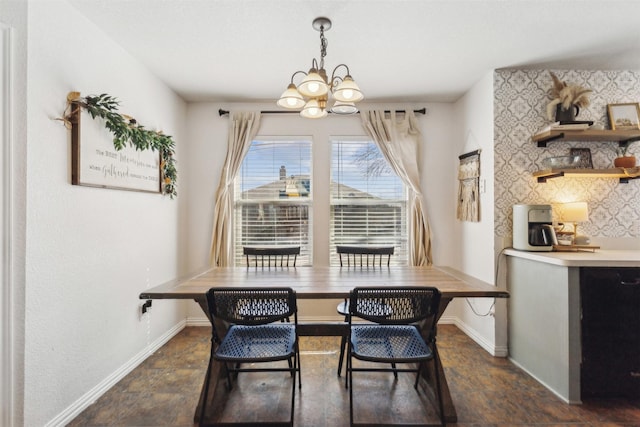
[532, 129, 640, 147]
[533, 167, 640, 183]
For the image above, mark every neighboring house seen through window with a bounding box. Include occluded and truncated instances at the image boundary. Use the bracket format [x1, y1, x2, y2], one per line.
[330, 139, 408, 265]
[234, 138, 312, 266]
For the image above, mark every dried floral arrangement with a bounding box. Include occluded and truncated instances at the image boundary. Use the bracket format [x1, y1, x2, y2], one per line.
[60, 92, 177, 198]
[546, 72, 592, 121]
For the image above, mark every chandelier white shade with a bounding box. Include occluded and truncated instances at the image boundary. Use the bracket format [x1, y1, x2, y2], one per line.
[301, 99, 328, 119]
[333, 76, 364, 103]
[277, 17, 363, 118]
[330, 100, 358, 115]
[298, 70, 329, 97]
[276, 83, 305, 109]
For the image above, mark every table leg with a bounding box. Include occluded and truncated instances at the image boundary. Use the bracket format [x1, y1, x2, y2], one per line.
[193, 297, 229, 424]
[417, 297, 457, 423]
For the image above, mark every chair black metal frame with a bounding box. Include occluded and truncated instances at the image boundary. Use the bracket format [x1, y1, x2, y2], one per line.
[199, 287, 301, 427]
[346, 286, 444, 427]
[243, 246, 300, 268]
[336, 245, 395, 377]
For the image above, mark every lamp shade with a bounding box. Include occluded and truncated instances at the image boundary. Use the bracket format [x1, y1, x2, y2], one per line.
[561, 202, 589, 223]
[277, 84, 305, 109]
[332, 76, 363, 102]
[330, 101, 358, 115]
[298, 69, 329, 97]
[300, 99, 327, 119]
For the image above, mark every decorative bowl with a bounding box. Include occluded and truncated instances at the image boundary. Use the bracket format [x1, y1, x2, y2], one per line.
[541, 155, 581, 169]
[614, 156, 636, 168]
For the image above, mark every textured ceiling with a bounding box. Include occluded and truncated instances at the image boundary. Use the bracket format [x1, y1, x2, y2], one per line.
[68, 0, 640, 103]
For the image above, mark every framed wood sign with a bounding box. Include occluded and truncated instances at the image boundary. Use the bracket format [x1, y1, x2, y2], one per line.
[70, 104, 162, 194]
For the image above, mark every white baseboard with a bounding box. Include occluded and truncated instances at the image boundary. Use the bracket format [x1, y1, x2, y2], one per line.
[451, 318, 508, 357]
[45, 321, 187, 427]
[186, 316, 211, 327]
[508, 357, 576, 404]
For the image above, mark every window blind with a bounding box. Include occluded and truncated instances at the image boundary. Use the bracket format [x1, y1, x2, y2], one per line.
[330, 139, 408, 265]
[234, 139, 312, 266]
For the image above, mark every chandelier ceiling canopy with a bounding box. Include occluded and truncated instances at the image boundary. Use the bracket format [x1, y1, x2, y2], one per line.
[277, 17, 364, 119]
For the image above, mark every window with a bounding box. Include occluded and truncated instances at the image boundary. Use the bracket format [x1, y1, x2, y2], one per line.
[330, 139, 408, 265]
[233, 138, 312, 266]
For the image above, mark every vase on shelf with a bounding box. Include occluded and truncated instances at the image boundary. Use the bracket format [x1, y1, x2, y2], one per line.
[614, 156, 636, 168]
[555, 104, 580, 122]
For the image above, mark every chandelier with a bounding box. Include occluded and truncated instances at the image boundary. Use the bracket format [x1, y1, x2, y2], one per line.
[277, 17, 364, 118]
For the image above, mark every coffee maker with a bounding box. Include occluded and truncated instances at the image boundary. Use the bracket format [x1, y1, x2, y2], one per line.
[513, 204, 556, 251]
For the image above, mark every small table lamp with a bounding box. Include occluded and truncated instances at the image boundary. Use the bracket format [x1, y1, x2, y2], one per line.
[561, 202, 589, 242]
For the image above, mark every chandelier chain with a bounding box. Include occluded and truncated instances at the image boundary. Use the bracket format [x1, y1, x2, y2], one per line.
[319, 25, 328, 70]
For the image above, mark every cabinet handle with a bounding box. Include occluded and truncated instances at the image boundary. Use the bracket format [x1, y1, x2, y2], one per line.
[620, 279, 640, 286]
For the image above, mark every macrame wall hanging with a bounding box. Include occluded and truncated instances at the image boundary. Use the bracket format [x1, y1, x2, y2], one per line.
[457, 150, 481, 222]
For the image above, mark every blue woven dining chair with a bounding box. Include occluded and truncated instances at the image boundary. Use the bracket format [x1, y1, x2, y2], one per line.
[336, 245, 395, 377]
[347, 286, 444, 427]
[199, 287, 301, 427]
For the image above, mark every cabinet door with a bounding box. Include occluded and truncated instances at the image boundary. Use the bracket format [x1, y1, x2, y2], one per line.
[581, 267, 640, 398]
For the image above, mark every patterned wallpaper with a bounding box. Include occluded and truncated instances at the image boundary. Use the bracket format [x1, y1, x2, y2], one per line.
[494, 69, 640, 239]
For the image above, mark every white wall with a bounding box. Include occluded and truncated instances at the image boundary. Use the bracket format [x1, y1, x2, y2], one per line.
[22, 1, 187, 425]
[1, 1, 28, 425]
[450, 72, 507, 355]
[453, 72, 495, 283]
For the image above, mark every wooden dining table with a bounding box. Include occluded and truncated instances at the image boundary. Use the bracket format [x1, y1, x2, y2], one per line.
[140, 265, 509, 424]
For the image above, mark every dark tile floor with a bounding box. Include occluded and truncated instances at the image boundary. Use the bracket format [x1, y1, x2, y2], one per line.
[68, 325, 640, 426]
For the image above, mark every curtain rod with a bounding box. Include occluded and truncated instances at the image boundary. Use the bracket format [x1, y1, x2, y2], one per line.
[218, 108, 426, 117]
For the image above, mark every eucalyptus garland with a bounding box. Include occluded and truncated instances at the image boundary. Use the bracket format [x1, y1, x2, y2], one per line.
[64, 92, 177, 198]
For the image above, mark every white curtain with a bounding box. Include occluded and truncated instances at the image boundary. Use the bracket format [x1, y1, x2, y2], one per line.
[360, 110, 433, 266]
[209, 112, 261, 266]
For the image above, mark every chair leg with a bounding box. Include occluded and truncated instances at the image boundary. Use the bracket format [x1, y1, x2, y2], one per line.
[224, 363, 233, 391]
[296, 341, 302, 388]
[337, 335, 347, 376]
[348, 345, 354, 426]
[345, 339, 350, 389]
[337, 308, 349, 377]
[290, 352, 297, 427]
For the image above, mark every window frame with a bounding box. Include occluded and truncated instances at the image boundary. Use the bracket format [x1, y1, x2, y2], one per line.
[232, 136, 314, 266]
[329, 136, 409, 266]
